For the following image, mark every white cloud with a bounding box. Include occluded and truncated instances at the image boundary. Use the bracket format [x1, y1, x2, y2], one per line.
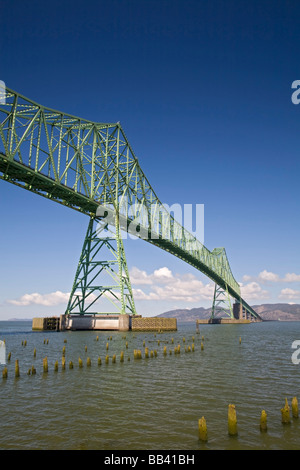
[258, 270, 280, 283]
[130, 266, 214, 303]
[7, 289, 112, 307]
[129, 266, 153, 285]
[279, 288, 300, 300]
[239, 282, 269, 301]
[130, 266, 174, 285]
[153, 267, 173, 282]
[7, 291, 71, 307]
[132, 288, 160, 301]
[283, 273, 300, 283]
[243, 270, 300, 284]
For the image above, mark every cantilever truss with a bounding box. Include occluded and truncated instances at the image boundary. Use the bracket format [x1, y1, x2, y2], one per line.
[0, 87, 262, 319]
[66, 216, 136, 315]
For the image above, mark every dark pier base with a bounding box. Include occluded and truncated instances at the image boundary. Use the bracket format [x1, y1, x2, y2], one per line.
[196, 318, 251, 325]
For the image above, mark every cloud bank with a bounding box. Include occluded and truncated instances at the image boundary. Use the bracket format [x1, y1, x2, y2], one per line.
[6, 267, 300, 307]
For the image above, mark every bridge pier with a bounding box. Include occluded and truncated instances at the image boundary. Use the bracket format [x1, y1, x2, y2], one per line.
[233, 301, 262, 322]
[233, 302, 243, 320]
[32, 315, 177, 331]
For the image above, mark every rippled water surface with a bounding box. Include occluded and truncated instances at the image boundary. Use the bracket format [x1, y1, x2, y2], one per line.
[1, 320, 300, 450]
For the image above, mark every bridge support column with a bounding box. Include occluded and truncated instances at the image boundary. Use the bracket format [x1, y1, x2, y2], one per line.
[233, 302, 243, 319]
[65, 215, 136, 316]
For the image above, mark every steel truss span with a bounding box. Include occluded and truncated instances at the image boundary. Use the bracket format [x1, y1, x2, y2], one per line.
[0, 88, 261, 320]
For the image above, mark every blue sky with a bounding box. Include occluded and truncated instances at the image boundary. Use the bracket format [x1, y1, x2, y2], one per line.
[0, 0, 300, 319]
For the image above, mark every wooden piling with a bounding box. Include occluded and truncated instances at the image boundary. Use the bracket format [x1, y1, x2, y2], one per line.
[260, 410, 267, 432]
[43, 357, 48, 373]
[198, 416, 208, 442]
[281, 398, 290, 424]
[228, 404, 238, 436]
[292, 397, 298, 418]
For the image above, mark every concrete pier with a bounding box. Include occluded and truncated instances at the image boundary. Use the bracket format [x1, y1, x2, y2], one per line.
[32, 315, 177, 332]
[60, 314, 131, 331]
[131, 316, 177, 331]
[32, 316, 60, 331]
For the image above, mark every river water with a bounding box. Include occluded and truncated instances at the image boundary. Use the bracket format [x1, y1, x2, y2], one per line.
[0, 320, 300, 450]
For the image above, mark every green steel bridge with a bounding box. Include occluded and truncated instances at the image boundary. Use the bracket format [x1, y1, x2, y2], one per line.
[0, 87, 261, 321]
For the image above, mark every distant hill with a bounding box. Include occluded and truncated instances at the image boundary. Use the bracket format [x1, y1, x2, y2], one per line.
[8, 318, 32, 322]
[157, 304, 300, 322]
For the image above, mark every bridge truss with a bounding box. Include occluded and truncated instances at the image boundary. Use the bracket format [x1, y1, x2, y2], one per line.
[0, 88, 261, 321]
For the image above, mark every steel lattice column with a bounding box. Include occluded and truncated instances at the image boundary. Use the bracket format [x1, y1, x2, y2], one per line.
[65, 216, 136, 315]
[211, 283, 233, 319]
